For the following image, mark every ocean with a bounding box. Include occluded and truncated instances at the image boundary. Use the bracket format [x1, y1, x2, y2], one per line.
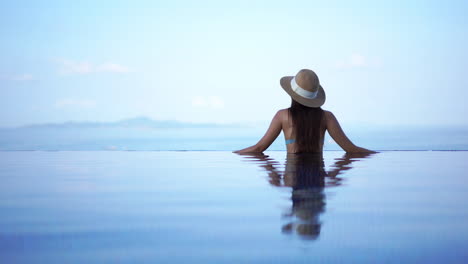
[1, 125, 468, 151]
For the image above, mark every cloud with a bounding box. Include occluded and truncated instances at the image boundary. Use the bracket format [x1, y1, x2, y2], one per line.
[192, 96, 206, 107]
[55, 59, 131, 74]
[0, 73, 34, 81]
[57, 59, 93, 74]
[191, 96, 225, 109]
[55, 98, 97, 109]
[96, 63, 130, 73]
[334, 53, 382, 69]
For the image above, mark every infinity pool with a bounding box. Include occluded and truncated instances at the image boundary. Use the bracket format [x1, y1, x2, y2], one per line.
[0, 151, 467, 263]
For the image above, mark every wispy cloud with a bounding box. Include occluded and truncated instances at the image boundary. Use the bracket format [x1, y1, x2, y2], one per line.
[96, 63, 130, 73]
[191, 96, 225, 109]
[55, 59, 131, 74]
[0, 73, 34, 81]
[54, 98, 97, 109]
[334, 53, 382, 69]
[57, 59, 93, 74]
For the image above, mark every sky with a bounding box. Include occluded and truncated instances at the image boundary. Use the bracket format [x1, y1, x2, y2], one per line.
[1, 0, 467, 128]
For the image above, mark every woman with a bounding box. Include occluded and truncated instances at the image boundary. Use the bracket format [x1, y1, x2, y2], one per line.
[234, 69, 374, 154]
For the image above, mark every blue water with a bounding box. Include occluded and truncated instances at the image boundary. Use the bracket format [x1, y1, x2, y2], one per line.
[1, 126, 468, 150]
[1, 151, 468, 263]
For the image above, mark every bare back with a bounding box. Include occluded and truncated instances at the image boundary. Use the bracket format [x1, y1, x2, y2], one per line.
[234, 109, 372, 154]
[278, 109, 327, 153]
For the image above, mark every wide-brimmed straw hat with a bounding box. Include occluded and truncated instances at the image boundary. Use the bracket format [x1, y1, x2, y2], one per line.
[280, 69, 326, 107]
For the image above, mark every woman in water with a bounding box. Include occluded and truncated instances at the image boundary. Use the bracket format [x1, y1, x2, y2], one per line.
[234, 69, 374, 154]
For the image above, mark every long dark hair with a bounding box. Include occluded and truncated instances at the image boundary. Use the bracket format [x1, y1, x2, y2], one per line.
[288, 100, 324, 152]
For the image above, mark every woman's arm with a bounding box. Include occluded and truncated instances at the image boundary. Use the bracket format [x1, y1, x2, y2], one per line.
[326, 152, 375, 178]
[325, 111, 375, 153]
[234, 110, 283, 154]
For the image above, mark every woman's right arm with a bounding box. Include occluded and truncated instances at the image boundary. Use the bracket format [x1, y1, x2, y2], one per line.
[233, 110, 283, 154]
[324, 110, 375, 153]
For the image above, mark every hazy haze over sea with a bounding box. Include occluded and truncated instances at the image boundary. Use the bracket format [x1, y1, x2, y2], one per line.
[1, 117, 467, 151]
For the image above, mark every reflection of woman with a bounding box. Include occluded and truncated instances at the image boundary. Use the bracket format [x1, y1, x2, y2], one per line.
[240, 152, 374, 240]
[234, 69, 375, 154]
[282, 153, 326, 239]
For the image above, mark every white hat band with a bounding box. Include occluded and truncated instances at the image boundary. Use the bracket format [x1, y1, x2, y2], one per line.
[291, 77, 318, 99]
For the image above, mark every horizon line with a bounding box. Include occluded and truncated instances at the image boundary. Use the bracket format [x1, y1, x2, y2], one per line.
[1, 115, 468, 130]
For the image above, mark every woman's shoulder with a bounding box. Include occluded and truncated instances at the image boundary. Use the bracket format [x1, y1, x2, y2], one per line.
[268, 109, 290, 124]
[322, 109, 334, 119]
[321, 109, 336, 127]
[275, 108, 333, 119]
[275, 108, 290, 120]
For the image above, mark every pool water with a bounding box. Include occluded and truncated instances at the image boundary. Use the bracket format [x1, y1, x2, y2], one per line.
[0, 151, 467, 263]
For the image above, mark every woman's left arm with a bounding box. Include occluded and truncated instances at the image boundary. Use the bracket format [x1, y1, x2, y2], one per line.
[234, 110, 283, 154]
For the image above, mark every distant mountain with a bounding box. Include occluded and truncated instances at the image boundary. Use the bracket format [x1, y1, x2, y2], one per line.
[0, 116, 258, 150]
[4, 116, 239, 130]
